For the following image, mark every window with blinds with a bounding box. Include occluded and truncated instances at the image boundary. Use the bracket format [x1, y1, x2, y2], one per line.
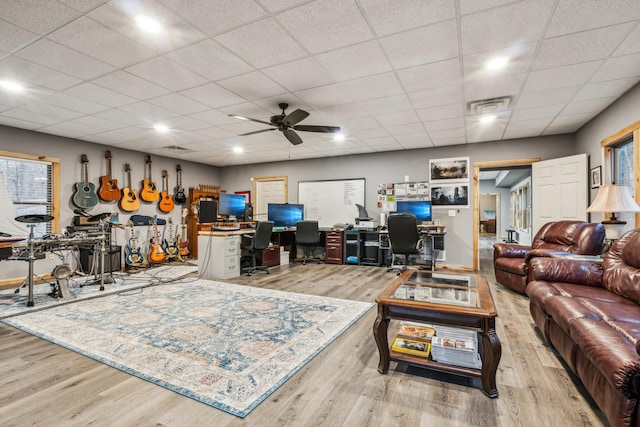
[0, 155, 54, 237]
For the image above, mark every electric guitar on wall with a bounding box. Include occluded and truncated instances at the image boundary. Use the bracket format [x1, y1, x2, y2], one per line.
[98, 150, 120, 202]
[140, 155, 159, 202]
[163, 217, 180, 260]
[173, 164, 187, 205]
[177, 208, 189, 259]
[119, 163, 140, 212]
[148, 216, 166, 264]
[72, 154, 99, 209]
[158, 170, 175, 213]
[124, 220, 143, 267]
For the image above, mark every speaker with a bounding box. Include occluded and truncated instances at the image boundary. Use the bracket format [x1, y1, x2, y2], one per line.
[79, 246, 121, 273]
[198, 200, 217, 223]
[244, 203, 253, 221]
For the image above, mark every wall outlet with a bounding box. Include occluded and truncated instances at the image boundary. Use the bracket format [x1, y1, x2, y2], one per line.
[448, 209, 456, 217]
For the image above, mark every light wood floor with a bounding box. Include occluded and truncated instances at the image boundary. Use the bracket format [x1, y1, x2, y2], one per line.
[0, 249, 608, 427]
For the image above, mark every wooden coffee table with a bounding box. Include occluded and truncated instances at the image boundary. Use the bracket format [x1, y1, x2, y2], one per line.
[373, 269, 501, 398]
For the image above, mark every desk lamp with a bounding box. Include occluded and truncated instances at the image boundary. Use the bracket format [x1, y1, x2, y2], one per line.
[587, 184, 640, 240]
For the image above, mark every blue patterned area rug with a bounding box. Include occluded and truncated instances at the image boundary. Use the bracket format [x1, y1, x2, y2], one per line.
[2, 280, 372, 417]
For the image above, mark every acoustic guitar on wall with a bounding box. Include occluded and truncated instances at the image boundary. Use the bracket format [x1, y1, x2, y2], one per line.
[72, 154, 99, 209]
[98, 150, 120, 202]
[173, 164, 187, 205]
[140, 155, 159, 202]
[158, 170, 175, 213]
[119, 163, 140, 212]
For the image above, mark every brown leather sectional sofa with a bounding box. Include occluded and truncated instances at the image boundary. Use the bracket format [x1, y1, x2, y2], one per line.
[493, 220, 605, 294]
[526, 228, 640, 427]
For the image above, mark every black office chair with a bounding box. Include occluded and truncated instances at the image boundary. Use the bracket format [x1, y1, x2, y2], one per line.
[241, 221, 274, 276]
[386, 213, 422, 275]
[295, 220, 322, 264]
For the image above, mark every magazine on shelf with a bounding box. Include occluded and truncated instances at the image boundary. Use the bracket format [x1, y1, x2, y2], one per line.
[397, 321, 435, 341]
[391, 337, 432, 358]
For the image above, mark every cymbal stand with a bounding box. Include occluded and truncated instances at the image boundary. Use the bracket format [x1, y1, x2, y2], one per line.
[25, 223, 36, 307]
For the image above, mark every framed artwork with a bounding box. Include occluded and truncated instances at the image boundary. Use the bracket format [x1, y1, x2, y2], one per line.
[429, 157, 470, 183]
[431, 184, 469, 208]
[235, 190, 251, 204]
[590, 166, 601, 189]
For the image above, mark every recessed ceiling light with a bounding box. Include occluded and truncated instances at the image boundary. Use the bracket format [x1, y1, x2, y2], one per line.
[333, 133, 345, 142]
[480, 114, 497, 124]
[485, 56, 509, 70]
[233, 146, 244, 154]
[154, 123, 170, 133]
[0, 79, 25, 93]
[135, 15, 162, 33]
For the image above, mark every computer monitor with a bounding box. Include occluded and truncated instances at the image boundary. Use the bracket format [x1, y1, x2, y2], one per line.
[267, 203, 304, 227]
[395, 200, 432, 222]
[218, 193, 247, 218]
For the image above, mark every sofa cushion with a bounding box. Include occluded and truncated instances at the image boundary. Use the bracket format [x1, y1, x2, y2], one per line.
[603, 229, 640, 305]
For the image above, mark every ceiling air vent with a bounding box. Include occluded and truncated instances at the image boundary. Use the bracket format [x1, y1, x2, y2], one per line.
[467, 96, 512, 114]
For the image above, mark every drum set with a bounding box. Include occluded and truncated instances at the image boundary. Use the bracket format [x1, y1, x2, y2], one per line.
[8, 213, 107, 307]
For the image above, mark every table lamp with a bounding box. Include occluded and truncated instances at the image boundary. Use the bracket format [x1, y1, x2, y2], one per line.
[587, 184, 640, 240]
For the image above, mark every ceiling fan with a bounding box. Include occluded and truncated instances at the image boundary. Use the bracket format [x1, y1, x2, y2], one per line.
[228, 103, 341, 145]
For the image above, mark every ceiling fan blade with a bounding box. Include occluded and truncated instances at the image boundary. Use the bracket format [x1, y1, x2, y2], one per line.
[239, 128, 277, 136]
[228, 114, 272, 126]
[282, 109, 309, 127]
[292, 125, 341, 133]
[283, 129, 303, 145]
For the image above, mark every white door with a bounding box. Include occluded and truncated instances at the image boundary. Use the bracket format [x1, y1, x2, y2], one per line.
[532, 153, 588, 235]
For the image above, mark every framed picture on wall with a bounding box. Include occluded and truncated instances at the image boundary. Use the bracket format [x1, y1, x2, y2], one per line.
[429, 157, 469, 183]
[590, 166, 601, 189]
[235, 190, 251, 204]
[431, 184, 469, 208]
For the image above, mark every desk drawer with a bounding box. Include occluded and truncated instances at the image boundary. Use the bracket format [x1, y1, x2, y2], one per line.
[325, 244, 343, 264]
[261, 246, 280, 267]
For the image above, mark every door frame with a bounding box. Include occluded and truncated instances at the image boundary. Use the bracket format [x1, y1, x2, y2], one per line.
[473, 158, 540, 271]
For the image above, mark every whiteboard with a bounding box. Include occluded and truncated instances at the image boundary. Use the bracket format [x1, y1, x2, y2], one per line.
[298, 178, 365, 228]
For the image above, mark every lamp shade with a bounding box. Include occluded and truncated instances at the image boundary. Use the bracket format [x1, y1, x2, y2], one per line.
[587, 184, 640, 213]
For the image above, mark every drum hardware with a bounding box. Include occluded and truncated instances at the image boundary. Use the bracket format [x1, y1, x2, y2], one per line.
[50, 264, 72, 299]
[81, 216, 112, 289]
[15, 214, 54, 307]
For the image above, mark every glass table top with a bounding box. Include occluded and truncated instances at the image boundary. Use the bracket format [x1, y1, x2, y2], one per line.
[390, 271, 480, 308]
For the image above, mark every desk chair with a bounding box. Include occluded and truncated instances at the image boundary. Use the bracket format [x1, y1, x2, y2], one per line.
[241, 221, 274, 276]
[295, 220, 322, 264]
[386, 213, 421, 275]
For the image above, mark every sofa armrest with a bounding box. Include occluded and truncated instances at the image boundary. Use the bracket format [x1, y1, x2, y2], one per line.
[524, 248, 563, 263]
[528, 257, 603, 287]
[493, 243, 531, 258]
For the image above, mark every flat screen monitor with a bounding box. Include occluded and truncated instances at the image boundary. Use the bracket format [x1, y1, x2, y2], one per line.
[218, 193, 247, 217]
[267, 203, 304, 227]
[395, 200, 432, 222]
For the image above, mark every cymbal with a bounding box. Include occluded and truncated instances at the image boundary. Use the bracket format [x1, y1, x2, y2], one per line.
[15, 214, 54, 223]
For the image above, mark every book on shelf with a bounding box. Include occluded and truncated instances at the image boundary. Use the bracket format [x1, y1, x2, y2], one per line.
[391, 336, 432, 358]
[397, 321, 436, 341]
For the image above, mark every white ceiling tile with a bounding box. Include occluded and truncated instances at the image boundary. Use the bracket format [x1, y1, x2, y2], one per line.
[396, 133, 433, 149]
[65, 83, 138, 108]
[561, 97, 617, 115]
[431, 137, 466, 147]
[0, 19, 38, 53]
[190, 109, 240, 127]
[217, 72, 287, 101]
[0, 116, 44, 130]
[460, 0, 555, 55]
[524, 61, 602, 92]
[57, 0, 105, 12]
[18, 101, 84, 120]
[42, 93, 111, 114]
[125, 56, 208, 91]
[93, 109, 148, 126]
[219, 101, 277, 119]
[147, 93, 209, 115]
[360, 0, 455, 36]
[545, 112, 599, 133]
[89, 127, 154, 144]
[162, 117, 210, 132]
[573, 78, 639, 101]
[384, 123, 425, 136]
[252, 95, 309, 114]
[423, 118, 465, 132]
[503, 128, 542, 139]
[314, 40, 391, 81]
[338, 117, 379, 132]
[397, 59, 461, 92]
[429, 127, 466, 140]
[409, 85, 463, 110]
[459, 0, 520, 15]
[1, 107, 61, 126]
[118, 102, 179, 122]
[180, 83, 246, 108]
[16, 38, 115, 80]
[0, 57, 81, 91]
[47, 17, 156, 68]
[263, 58, 334, 91]
[590, 53, 640, 82]
[92, 71, 171, 100]
[380, 20, 459, 69]
[215, 18, 306, 69]
[0, 0, 80, 35]
[545, 0, 640, 38]
[276, 0, 373, 54]
[533, 23, 635, 71]
[464, 74, 526, 103]
[317, 103, 368, 121]
[506, 117, 554, 130]
[360, 94, 414, 115]
[158, 0, 267, 36]
[462, 42, 537, 82]
[258, 0, 310, 13]
[295, 84, 355, 109]
[165, 39, 253, 82]
[356, 127, 389, 139]
[516, 86, 581, 108]
[67, 115, 125, 132]
[342, 72, 404, 101]
[614, 24, 640, 57]
[38, 121, 104, 138]
[510, 104, 564, 121]
[417, 104, 464, 122]
[375, 111, 419, 127]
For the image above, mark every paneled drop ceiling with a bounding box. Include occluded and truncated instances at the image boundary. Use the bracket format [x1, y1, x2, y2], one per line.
[1, 0, 639, 166]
